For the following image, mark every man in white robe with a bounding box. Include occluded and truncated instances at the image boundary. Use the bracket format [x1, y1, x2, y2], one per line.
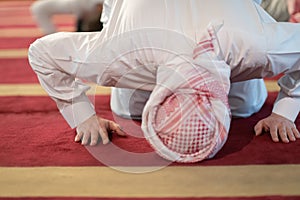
[28, 0, 300, 162]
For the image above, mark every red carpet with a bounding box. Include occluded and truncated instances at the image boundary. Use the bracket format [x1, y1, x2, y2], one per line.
[0, 93, 299, 167]
[0, 59, 38, 83]
[0, 38, 38, 49]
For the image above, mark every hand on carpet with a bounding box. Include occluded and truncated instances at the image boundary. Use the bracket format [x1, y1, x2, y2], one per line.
[75, 114, 126, 146]
[254, 112, 300, 143]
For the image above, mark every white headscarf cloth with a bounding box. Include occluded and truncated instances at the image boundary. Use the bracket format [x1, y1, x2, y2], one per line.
[142, 25, 232, 163]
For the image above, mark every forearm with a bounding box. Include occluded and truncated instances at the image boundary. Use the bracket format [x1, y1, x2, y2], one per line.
[56, 83, 96, 129]
[273, 71, 300, 122]
[28, 37, 96, 128]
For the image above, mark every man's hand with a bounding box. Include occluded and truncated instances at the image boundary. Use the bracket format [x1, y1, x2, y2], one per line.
[254, 112, 300, 143]
[75, 115, 126, 146]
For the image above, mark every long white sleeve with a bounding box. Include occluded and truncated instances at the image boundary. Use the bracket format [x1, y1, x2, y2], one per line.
[273, 71, 300, 122]
[223, 3, 300, 122]
[28, 35, 96, 128]
[262, 21, 300, 122]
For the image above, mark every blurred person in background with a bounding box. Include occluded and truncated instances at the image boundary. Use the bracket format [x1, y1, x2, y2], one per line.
[261, 0, 300, 22]
[30, 0, 104, 35]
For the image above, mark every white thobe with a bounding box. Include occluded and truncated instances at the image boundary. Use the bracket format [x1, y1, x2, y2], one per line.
[106, 0, 267, 119]
[28, 0, 300, 128]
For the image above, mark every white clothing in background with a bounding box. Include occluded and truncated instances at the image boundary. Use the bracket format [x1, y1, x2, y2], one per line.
[30, 0, 104, 35]
[28, 0, 300, 129]
[100, 0, 114, 26]
[253, 0, 263, 4]
[261, 0, 290, 22]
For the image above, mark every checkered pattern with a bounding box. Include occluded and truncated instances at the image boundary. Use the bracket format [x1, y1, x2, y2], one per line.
[142, 26, 231, 163]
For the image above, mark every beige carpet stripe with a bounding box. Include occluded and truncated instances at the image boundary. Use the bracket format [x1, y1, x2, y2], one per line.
[0, 15, 75, 25]
[0, 84, 111, 96]
[0, 1, 33, 4]
[0, 27, 74, 37]
[0, 49, 28, 58]
[0, 15, 76, 26]
[265, 80, 280, 92]
[0, 165, 299, 198]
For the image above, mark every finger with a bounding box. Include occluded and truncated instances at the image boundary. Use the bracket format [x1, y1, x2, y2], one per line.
[99, 127, 110, 145]
[75, 129, 84, 142]
[263, 124, 270, 132]
[96, 117, 110, 144]
[90, 130, 99, 146]
[286, 127, 296, 142]
[270, 125, 279, 142]
[254, 121, 263, 136]
[278, 125, 289, 143]
[291, 125, 300, 139]
[81, 132, 91, 145]
[109, 121, 126, 136]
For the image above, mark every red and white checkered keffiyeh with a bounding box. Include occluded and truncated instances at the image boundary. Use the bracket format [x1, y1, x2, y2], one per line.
[142, 26, 231, 163]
